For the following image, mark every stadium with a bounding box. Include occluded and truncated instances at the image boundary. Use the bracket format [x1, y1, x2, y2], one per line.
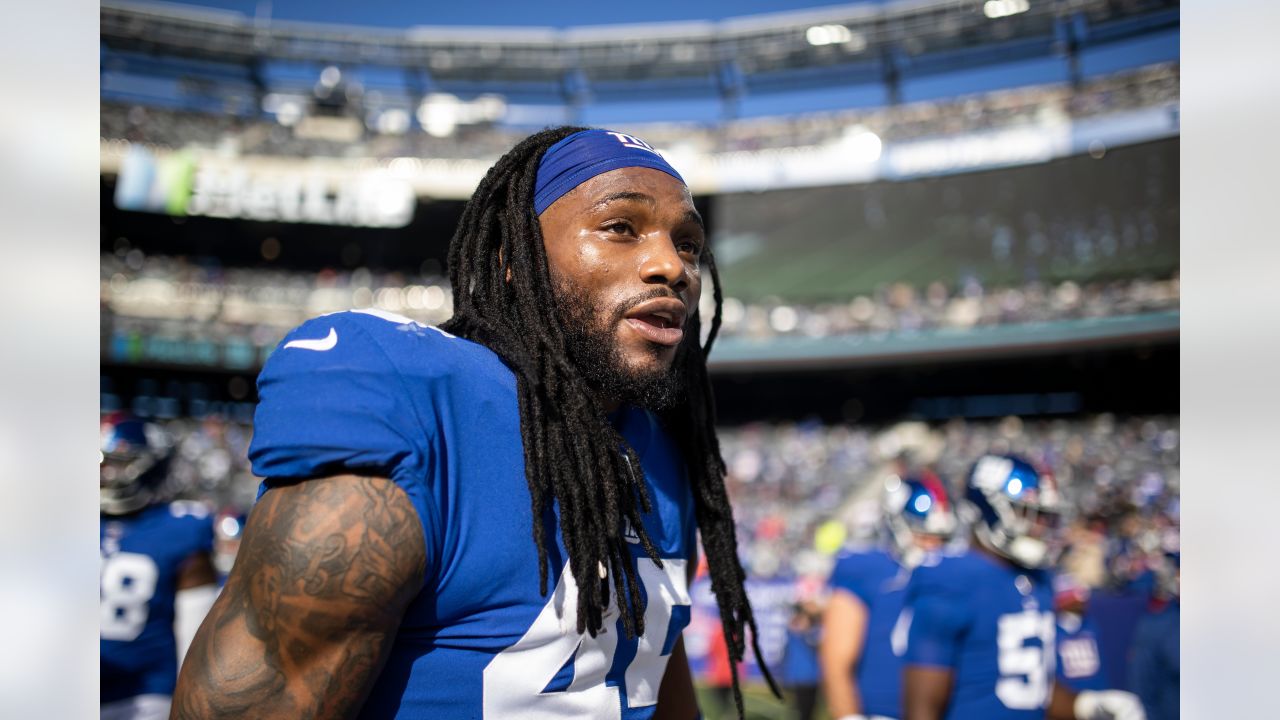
[98, 1, 1179, 718]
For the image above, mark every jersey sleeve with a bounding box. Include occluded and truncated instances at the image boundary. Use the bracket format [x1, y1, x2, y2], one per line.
[827, 551, 875, 605]
[248, 313, 440, 573]
[167, 500, 215, 556]
[901, 561, 971, 670]
[188, 506, 214, 555]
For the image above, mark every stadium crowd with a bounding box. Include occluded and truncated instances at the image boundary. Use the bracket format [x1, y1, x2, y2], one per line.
[723, 413, 1179, 588]
[102, 250, 1179, 369]
[133, 408, 1178, 594]
[100, 64, 1177, 160]
[706, 63, 1178, 153]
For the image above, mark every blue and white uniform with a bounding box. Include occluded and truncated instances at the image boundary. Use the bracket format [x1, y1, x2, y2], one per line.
[901, 549, 1056, 720]
[827, 545, 911, 719]
[100, 501, 213, 706]
[249, 309, 696, 720]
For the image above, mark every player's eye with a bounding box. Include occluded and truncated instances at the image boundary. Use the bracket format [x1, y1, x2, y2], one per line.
[603, 220, 635, 236]
[676, 238, 702, 256]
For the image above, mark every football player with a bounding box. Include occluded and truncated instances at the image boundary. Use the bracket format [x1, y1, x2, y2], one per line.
[173, 128, 775, 719]
[100, 413, 218, 720]
[900, 454, 1145, 720]
[821, 473, 957, 720]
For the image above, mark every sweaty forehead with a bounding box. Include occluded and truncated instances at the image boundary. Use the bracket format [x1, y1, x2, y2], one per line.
[559, 167, 694, 215]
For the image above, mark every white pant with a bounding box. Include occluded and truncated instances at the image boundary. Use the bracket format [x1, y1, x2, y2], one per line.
[101, 694, 171, 720]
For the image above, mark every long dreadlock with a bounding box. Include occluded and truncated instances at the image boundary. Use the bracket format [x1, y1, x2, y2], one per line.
[441, 126, 779, 716]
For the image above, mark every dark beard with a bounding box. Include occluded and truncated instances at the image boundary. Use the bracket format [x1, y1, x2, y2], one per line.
[554, 279, 684, 411]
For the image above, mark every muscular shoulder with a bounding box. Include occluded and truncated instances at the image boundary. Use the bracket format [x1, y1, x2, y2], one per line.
[132, 501, 213, 533]
[906, 549, 980, 597]
[165, 499, 213, 522]
[250, 310, 505, 479]
[266, 309, 488, 383]
[829, 545, 897, 600]
[163, 500, 215, 546]
[831, 545, 894, 580]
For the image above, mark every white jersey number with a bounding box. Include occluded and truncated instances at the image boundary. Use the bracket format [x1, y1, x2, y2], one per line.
[483, 559, 689, 719]
[995, 609, 1055, 710]
[101, 552, 160, 641]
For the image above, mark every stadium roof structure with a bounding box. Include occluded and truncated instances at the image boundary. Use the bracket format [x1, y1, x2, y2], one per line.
[101, 0, 1177, 102]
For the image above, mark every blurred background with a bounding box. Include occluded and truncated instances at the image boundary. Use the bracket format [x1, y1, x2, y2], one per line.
[98, 0, 1178, 717]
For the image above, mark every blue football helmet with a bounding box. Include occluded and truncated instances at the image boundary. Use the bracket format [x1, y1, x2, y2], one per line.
[882, 473, 957, 568]
[100, 413, 172, 515]
[963, 454, 1064, 569]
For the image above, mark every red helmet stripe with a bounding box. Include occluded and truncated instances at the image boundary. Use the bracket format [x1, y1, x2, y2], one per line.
[919, 470, 949, 511]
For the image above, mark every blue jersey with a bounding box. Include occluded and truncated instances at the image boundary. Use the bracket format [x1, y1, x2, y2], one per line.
[780, 624, 821, 686]
[1129, 601, 1179, 720]
[249, 309, 697, 720]
[901, 549, 1055, 720]
[827, 546, 910, 718]
[100, 501, 213, 703]
[1056, 614, 1108, 692]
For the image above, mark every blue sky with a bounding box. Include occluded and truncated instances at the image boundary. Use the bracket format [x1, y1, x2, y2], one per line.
[166, 0, 869, 28]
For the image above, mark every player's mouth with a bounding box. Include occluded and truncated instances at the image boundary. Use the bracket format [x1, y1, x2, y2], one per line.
[622, 297, 686, 347]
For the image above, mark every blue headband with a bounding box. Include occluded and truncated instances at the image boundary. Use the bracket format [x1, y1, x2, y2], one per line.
[533, 129, 685, 215]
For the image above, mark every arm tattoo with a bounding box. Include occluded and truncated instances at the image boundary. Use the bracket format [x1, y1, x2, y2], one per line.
[172, 475, 426, 719]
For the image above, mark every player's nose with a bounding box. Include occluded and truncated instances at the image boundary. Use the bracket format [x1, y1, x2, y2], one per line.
[638, 235, 690, 293]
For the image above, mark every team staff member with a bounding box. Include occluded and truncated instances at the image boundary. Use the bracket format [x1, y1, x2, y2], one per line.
[173, 128, 776, 719]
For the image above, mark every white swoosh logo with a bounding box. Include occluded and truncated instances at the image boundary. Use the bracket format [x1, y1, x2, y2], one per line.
[284, 328, 337, 351]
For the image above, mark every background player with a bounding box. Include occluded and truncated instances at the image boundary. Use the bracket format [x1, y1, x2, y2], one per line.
[821, 473, 957, 720]
[900, 454, 1145, 720]
[100, 413, 217, 720]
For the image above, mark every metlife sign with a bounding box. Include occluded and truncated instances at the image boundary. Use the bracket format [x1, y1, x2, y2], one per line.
[113, 146, 416, 228]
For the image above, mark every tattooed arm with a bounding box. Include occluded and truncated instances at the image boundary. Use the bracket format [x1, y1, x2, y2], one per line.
[171, 475, 426, 719]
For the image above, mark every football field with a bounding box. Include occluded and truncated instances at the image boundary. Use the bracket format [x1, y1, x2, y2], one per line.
[695, 683, 829, 720]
